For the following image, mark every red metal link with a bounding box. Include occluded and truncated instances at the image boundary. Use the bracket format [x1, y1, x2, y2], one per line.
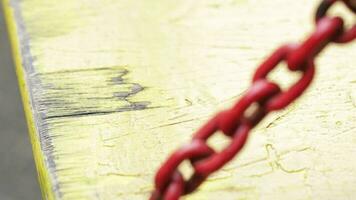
[318, 0, 356, 16]
[191, 80, 281, 177]
[287, 17, 343, 71]
[252, 45, 316, 111]
[150, 1, 355, 199]
[151, 171, 184, 200]
[316, 0, 356, 43]
[217, 80, 281, 136]
[343, 0, 356, 12]
[192, 123, 250, 178]
[344, 0, 356, 13]
[265, 64, 315, 112]
[153, 140, 214, 198]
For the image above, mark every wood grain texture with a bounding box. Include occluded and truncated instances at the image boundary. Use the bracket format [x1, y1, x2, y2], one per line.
[2, 0, 356, 199]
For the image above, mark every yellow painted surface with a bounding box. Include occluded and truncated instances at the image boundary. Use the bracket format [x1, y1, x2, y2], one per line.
[2, 0, 356, 199]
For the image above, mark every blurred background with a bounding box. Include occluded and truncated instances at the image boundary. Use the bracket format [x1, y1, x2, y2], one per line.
[0, 5, 41, 200]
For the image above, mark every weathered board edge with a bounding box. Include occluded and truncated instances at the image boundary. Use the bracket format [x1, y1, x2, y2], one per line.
[2, 0, 57, 199]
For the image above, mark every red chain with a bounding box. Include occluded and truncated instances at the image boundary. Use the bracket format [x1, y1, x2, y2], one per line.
[150, 1, 356, 199]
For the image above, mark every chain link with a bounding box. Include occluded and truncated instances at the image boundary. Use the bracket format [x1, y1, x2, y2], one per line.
[150, 1, 356, 199]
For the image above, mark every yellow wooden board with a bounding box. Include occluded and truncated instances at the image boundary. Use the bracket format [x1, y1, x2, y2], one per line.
[2, 0, 356, 199]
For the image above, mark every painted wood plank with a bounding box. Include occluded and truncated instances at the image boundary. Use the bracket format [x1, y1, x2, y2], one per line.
[2, 0, 356, 199]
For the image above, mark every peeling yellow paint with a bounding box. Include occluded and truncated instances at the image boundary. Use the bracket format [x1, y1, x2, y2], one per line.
[2, 0, 356, 199]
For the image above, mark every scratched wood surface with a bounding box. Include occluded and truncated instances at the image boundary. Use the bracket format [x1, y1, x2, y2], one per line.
[2, 0, 356, 199]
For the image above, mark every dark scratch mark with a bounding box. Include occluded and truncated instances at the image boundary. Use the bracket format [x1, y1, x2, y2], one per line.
[99, 172, 150, 178]
[168, 113, 188, 120]
[150, 118, 198, 130]
[331, 127, 355, 138]
[184, 98, 193, 106]
[35, 66, 152, 119]
[45, 106, 162, 120]
[221, 90, 246, 103]
[265, 108, 294, 128]
[42, 66, 128, 75]
[348, 91, 356, 108]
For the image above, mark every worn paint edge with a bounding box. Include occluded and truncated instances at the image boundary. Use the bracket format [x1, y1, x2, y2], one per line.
[2, 0, 57, 199]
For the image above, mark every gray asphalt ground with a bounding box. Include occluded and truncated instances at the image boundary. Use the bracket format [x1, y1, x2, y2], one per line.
[0, 6, 41, 200]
